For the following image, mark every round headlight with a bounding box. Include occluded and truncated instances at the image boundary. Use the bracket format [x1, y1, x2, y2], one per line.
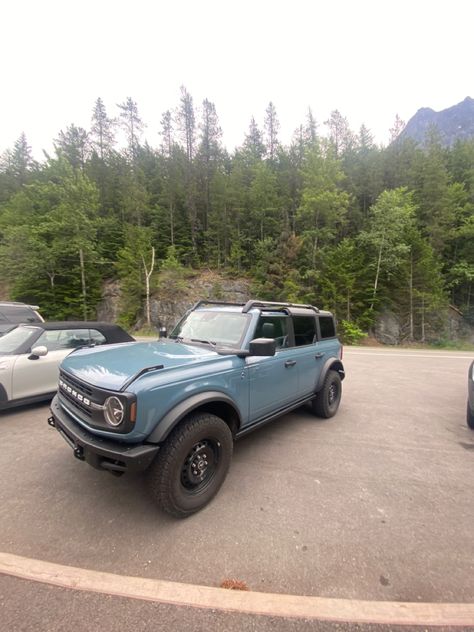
[104, 396, 125, 427]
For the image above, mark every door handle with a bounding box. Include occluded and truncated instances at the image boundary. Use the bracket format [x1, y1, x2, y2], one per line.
[285, 360, 296, 368]
[314, 353, 324, 359]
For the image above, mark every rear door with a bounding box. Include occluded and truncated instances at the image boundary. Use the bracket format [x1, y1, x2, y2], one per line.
[290, 314, 323, 396]
[315, 314, 340, 361]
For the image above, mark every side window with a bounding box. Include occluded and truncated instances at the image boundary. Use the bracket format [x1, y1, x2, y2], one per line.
[254, 316, 289, 349]
[58, 329, 92, 349]
[319, 316, 336, 339]
[35, 330, 62, 351]
[89, 329, 106, 345]
[36, 329, 92, 351]
[293, 316, 317, 346]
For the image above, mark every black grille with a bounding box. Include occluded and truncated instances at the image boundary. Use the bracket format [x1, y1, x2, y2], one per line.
[60, 370, 93, 397]
[61, 389, 92, 418]
[59, 370, 102, 422]
[58, 370, 136, 434]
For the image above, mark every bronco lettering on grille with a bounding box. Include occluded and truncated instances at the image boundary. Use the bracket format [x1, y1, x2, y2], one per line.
[59, 379, 104, 410]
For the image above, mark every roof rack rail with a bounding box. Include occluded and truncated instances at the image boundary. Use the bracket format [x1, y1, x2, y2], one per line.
[242, 300, 319, 314]
[190, 300, 246, 311]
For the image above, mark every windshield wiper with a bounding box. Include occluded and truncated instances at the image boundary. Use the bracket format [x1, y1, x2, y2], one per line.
[190, 338, 216, 346]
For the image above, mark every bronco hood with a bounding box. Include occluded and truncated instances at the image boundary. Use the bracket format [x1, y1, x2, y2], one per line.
[60, 340, 217, 391]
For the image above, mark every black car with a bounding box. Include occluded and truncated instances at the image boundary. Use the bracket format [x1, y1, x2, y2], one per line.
[0, 322, 134, 409]
[468, 360, 474, 430]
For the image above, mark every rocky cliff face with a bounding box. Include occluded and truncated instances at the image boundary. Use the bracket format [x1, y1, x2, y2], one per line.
[397, 97, 474, 146]
[374, 307, 474, 345]
[96, 270, 251, 333]
[96, 272, 474, 344]
[148, 271, 251, 333]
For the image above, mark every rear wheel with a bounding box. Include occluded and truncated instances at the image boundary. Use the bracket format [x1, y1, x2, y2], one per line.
[147, 412, 233, 518]
[311, 370, 342, 418]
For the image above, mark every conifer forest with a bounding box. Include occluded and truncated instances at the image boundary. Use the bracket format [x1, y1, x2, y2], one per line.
[0, 90, 473, 342]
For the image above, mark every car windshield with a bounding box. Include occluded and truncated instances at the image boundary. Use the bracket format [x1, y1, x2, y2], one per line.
[0, 326, 40, 355]
[170, 310, 249, 347]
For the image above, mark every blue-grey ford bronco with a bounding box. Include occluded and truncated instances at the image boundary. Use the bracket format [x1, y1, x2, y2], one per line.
[48, 300, 345, 517]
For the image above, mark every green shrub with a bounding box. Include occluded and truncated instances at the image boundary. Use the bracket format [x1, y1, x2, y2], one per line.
[338, 320, 367, 345]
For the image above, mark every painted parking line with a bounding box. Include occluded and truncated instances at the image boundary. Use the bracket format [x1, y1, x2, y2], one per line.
[1, 552, 473, 627]
[344, 351, 472, 360]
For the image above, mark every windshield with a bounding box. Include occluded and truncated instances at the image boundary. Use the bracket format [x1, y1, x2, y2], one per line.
[0, 326, 40, 355]
[170, 310, 249, 347]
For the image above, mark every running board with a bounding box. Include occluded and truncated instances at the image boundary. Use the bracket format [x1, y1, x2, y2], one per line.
[235, 396, 314, 439]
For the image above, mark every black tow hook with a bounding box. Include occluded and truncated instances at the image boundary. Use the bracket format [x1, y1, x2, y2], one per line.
[47, 416, 56, 428]
[74, 447, 85, 461]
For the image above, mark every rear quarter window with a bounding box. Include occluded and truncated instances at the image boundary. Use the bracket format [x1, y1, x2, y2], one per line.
[89, 329, 107, 345]
[319, 316, 336, 339]
[0, 306, 41, 324]
[293, 316, 317, 346]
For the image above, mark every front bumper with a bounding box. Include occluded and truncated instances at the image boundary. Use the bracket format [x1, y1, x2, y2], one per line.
[48, 395, 159, 474]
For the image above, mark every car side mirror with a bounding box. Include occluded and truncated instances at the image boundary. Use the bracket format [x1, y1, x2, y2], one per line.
[29, 345, 48, 360]
[248, 338, 276, 357]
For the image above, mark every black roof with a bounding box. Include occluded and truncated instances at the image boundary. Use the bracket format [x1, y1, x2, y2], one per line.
[18, 321, 135, 343]
[39, 321, 123, 330]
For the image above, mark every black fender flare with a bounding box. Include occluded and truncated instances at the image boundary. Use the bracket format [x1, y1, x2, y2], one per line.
[315, 359, 345, 392]
[147, 391, 242, 444]
[0, 383, 8, 406]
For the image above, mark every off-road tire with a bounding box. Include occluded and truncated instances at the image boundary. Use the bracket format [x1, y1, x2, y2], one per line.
[147, 412, 233, 518]
[311, 370, 342, 418]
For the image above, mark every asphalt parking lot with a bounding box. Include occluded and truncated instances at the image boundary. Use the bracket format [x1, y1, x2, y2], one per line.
[0, 347, 473, 629]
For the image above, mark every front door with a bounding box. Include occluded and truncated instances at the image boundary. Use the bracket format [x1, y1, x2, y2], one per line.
[246, 314, 298, 423]
[12, 348, 70, 400]
[247, 348, 299, 422]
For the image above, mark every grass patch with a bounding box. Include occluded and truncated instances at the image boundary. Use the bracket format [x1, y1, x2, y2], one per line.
[428, 339, 474, 351]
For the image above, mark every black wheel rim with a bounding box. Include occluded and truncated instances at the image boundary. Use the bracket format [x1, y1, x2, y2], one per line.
[328, 381, 339, 406]
[181, 439, 220, 493]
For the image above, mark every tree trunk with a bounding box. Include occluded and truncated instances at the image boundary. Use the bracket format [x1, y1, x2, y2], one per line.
[370, 228, 385, 310]
[311, 235, 318, 268]
[421, 295, 425, 342]
[141, 247, 155, 328]
[79, 248, 87, 321]
[169, 199, 174, 245]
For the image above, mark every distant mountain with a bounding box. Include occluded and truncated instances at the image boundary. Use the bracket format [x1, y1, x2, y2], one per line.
[397, 97, 474, 146]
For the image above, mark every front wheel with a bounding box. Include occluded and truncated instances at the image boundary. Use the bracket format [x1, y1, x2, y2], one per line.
[147, 412, 233, 518]
[467, 401, 474, 430]
[311, 370, 342, 418]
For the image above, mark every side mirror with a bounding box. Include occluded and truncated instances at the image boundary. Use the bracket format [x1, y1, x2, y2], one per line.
[29, 345, 48, 360]
[248, 338, 276, 357]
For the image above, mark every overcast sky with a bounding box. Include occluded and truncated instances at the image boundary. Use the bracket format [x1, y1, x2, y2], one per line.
[1, 0, 473, 158]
